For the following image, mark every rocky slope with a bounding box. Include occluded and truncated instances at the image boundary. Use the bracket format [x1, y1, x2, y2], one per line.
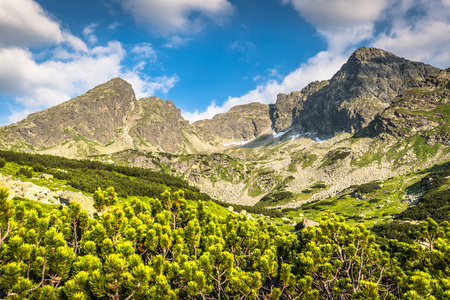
[272, 80, 329, 132]
[193, 102, 272, 144]
[0, 78, 137, 149]
[279, 47, 440, 136]
[367, 68, 450, 145]
[131, 96, 189, 153]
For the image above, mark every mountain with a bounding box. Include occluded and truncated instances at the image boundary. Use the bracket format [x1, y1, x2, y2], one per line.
[193, 102, 272, 144]
[1, 47, 449, 208]
[275, 47, 439, 136]
[271, 80, 329, 132]
[0, 78, 137, 150]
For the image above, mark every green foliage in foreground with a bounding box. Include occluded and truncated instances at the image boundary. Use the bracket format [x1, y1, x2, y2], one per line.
[1, 187, 450, 299]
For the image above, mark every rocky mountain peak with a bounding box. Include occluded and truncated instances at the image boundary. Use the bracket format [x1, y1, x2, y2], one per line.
[0, 77, 138, 150]
[346, 47, 395, 64]
[294, 47, 441, 135]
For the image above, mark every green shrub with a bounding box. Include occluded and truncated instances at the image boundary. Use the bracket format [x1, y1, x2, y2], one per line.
[33, 163, 46, 172]
[357, 182, 381, 193]
[302, 189, 312, 193]
[0, 157, 5, 168]
[311, 183, 327, 189]
[17, 167, 33, 178]
[368, 198, 381, 203]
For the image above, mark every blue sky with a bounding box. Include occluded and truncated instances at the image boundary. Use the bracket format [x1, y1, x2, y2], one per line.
[0, 0, 449, 126]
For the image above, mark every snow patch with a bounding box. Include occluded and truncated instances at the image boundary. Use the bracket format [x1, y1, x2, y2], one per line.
[273, 130, 288, 139]
[315, 137, 329, 143]
[290, 133, 301, 141]
[221, 140, 250, 147]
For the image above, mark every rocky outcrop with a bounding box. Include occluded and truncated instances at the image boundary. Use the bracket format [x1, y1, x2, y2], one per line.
[294, 47, 440, 135]
[366, 69, 450, 145]
[131, 97, 189, 153]
[193, 102, 272, 143]
[272, 80, 329, 132]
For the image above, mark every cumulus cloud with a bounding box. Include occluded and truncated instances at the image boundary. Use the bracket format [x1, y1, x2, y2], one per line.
[0, 0, 87, 51]
[121, 0, 234, 36]
[374, 0, 450, 68]
[0, 0, 63, 47]
[282, 0, 388, 50]
[182, 51, 346, 122]
[0, 0, 178, 125]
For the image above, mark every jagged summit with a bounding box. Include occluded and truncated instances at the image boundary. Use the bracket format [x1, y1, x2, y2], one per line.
[0, 47, 445, 157]
[279, 47, 441, 135]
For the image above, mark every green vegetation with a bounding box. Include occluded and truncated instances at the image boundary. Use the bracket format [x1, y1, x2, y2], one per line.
[16, 166, 33, 178]
[357, 182, 381, 193]
[398, 167, 450, 222]
[288, 152, 318, 172]
[387, 136, 441, 168]
[320, 149, 351, 168]
[0, 150, 209, 201]
[2, 185, 450, 299]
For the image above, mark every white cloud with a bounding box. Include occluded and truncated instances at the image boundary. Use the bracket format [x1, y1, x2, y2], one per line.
[131, 43, 157, 61]
[282, 0, 388, 29]
[0, 0, 63, 47]
[182, 51, 346, 122]
[282, 0, 388, 51]
[0, 0, 87, 51]
[108, 22, 121, 31]
[83, 24, 98, 44]
[373, 0, 450, 68]
[163, 36, 193, 48]
[122, 0, 234, 36]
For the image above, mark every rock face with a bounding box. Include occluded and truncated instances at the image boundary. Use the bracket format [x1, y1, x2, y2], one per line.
[0, 78, 137, 148]
[0, 47, 444, 157]
[290, 47, 440, 135]
[272, 80, 329, 132]
[193, 102, 272, 143]
[366, 69, 450, 145]
[132, 97, 189, 153]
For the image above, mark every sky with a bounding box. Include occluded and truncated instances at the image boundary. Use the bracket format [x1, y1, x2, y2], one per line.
[0, 0, 449, 126]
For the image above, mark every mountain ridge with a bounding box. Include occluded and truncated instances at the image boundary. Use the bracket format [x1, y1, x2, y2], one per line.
[1, 47, 442, 157]
[1, 47, 450, 207]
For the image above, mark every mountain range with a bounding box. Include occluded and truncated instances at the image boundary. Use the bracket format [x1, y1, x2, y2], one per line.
[1, 47, 449, 207]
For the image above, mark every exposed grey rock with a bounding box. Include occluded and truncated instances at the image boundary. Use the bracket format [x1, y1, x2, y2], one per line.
[132, 97, 189, 153]
[366, 69, 450, 145]
[294, 47, 440, 135]
[0, 78, 137, 148]
[272, 80, 329, 132]
[193, 102, 272, 143]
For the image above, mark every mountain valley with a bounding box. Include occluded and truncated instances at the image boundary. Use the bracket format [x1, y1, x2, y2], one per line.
[1, 47, 449, 218]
